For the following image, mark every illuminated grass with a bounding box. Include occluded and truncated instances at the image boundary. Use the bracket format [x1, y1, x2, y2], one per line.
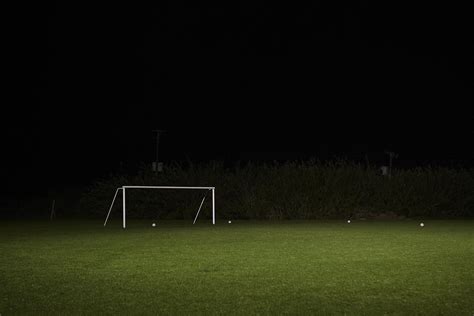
[0, 220, 473, 315]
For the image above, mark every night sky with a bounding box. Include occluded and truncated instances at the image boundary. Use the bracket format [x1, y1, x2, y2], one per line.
[4, 2, 473, 196]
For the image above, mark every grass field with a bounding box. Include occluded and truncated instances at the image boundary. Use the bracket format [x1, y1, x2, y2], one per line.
[1, 220, 473, 315]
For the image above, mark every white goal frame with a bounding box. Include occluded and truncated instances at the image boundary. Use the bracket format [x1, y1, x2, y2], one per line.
[104, 186, 215, 228]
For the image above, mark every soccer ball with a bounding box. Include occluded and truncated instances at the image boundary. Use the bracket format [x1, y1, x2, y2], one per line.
[152, 223, 156, 227]
[347, 220, 351, 223]
[228, 220, 232, 224]
[420, 223, 424, 227]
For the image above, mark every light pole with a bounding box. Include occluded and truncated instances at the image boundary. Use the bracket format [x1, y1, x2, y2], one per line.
[385, 150, 398, 179]
[152, 130, 164, 172]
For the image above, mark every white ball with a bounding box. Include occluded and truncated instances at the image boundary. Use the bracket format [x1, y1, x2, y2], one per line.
[152, 223, 156, 227]
[347, 220, 351, 223]
[228, 220, 232, 224]
[420, 223, 424, 227]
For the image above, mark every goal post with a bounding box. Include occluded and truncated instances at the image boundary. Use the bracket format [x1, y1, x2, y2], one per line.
[104, 186, 216, 228]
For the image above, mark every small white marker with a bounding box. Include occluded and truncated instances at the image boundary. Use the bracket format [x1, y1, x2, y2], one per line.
[347, 220, 351, 223]
[420, 222, 424, 227]
[152, 223, 156, 227]
[228, 220, 232, 224]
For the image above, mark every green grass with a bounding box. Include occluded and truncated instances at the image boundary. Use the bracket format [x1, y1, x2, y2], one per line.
[1, 220, 473, 315]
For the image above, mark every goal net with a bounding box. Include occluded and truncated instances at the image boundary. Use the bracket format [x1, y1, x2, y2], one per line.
[103, 186, 215, 228]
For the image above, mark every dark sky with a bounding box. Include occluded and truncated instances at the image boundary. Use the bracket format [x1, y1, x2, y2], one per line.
[3, 1, 473, 194]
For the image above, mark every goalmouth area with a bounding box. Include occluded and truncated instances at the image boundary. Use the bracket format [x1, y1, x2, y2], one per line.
[104, 186, 216, 228]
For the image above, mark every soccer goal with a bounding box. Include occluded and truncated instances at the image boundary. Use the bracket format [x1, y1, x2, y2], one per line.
[103, 186, 215, 228]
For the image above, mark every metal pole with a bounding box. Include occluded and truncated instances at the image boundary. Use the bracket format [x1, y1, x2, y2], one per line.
[122, 187, 126, 228]
[50, 199, 55, 220]
[212, 188, 215, 225]
[156, 132, 160, 170]
[193, 191, 208, 225]
[153, 130, 163, 172]
[123, 186, 214, 189]
[104, 187, 122, 226]
[389, 153, 393, 179]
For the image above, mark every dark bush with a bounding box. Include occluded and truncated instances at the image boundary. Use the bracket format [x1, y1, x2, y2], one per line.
[79, 160, 474, 220]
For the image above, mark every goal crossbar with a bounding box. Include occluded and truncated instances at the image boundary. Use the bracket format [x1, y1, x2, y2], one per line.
[104, 186, 215, 228]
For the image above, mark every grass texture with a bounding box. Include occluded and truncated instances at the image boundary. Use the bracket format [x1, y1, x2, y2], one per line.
[1, 220, 473, 315]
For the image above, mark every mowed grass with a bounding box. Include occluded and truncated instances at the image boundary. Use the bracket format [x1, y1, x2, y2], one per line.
[0, 220, 473, 315]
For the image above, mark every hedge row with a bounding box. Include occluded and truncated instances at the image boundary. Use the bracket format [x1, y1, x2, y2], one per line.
[79, 160, 474, 220]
